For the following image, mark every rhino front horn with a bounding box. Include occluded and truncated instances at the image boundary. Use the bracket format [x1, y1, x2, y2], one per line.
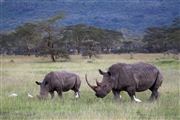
[85, 74, 97, 92]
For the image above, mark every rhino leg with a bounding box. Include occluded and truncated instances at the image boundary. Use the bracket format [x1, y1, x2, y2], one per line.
[57, 91, 63, 98]
[74, 91, 80, 98]
[72, 88, 80, 98]
[149, 89, 159, 101]
[127, 87, 142, 103]
[112, 89, 121, 101]
[50, 91, 54, 99]
[149, 70, 162, 101]
[72, 81, 81, 98]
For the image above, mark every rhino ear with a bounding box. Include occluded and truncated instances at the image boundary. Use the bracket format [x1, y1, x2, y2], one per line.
[99, 69, 105, 75]
[35, 81, 41, 85]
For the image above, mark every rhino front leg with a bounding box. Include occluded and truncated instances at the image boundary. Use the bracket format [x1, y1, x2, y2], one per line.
[57, 91, 63, 98]
[127, 87, 142, 103]
[112, 89, 121, 101]
[50, 91, 54, 99]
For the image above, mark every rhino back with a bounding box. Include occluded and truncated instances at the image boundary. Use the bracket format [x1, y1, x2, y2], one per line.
[58, 71, 78, 91]
[44, 71, 78, 92]
[109, 62, 160, 91]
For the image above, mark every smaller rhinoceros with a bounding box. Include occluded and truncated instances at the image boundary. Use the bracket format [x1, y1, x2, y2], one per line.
[36, 71, 81, 99]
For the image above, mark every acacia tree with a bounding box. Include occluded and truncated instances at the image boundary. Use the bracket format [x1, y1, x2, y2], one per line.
[82, 39, 100, 59]
[70, 24, 88, 54]
[36, 13, 69, 62]
[13, 23, 39, 55]
[0, 32, 16, 54]
[166, 18, 180, 51]
[65, 24, 123, 55]
[143, 18, 180, 52]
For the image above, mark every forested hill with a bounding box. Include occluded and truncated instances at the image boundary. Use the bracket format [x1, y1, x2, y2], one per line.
[1, 0, 180, 33]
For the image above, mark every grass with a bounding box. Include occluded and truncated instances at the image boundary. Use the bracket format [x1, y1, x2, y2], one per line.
[0, 54, 179, 120]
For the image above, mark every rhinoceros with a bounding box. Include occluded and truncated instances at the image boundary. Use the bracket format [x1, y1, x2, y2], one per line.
[36, 71, 81, 99]
[86, 62, 163, 102]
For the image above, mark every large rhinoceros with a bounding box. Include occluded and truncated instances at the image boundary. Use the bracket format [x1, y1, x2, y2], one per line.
[36, 71, 81, 99]
[86, 62, 163, 102]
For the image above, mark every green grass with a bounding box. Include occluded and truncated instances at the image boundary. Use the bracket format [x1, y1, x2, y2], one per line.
[0, 54, 179, 120]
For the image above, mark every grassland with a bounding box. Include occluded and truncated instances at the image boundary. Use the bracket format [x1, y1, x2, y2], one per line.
[0, 54, 179, 120]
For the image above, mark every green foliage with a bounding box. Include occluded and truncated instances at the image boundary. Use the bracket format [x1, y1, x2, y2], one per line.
[143, 17, 180, 52]
[64, 24, 123, 54]
[14, 23, 40, 54]
[82, 39, 100, 59]
[32, 13, 69, 62]
[0, 32, 16, 49]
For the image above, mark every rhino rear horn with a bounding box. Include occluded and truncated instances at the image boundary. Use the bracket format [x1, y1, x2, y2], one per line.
[99, 69, 106, 75]
[35, 81, 41, 85]
[85, 74, 97, 92]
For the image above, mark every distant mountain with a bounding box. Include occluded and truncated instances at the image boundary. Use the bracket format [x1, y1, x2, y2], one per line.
[1, 0, 180, 34]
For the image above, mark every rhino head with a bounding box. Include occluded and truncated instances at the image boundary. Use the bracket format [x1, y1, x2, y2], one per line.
[35, 81, 49, 99]
[86, 69, 113, 98]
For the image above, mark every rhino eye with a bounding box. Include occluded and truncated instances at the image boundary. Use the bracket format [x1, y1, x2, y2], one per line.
[44, 81, 48, 85]
[107, 72, 111, 76]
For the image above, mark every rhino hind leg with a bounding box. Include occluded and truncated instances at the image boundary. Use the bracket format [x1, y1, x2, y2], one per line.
[71, 77, 81, 98]
[75, 91, 80, 98]
[149, 89, 159, 101]
[149, 77, 161, 101]
[149, 72, 162, 101]
[72, 87, 80, 98]
[71, 85, 80, 98]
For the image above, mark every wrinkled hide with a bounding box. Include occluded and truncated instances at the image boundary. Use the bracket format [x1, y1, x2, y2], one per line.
[36, 71, 81, 99]
[86, 62, 163, 101]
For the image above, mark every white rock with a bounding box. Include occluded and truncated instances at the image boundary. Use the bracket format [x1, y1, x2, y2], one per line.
[133, 95, 142, 103]
[9, 93, 18, 97]
[28, 93, 33, 98]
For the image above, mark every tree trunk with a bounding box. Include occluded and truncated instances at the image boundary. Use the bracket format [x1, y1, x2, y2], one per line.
[89, 54, 92, 59]
[76, 47, 81, 54]
[51, 54, 56, 62]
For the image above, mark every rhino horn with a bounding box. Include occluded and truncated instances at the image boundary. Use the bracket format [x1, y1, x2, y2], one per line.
[96, 79, 101, 86]
[85, 74, 97, 92]
[35, 81, 41, 85]
[99, 69, 106, 75]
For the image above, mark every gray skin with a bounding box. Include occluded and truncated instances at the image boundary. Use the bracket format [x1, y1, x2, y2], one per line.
[36, 71, 81, 99]
[86, 62, 163, 102]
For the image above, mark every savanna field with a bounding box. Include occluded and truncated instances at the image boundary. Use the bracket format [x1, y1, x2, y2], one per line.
[0, 54, 179, 120]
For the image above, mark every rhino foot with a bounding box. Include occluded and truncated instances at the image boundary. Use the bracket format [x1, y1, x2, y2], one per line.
[75, 92, 80, 98]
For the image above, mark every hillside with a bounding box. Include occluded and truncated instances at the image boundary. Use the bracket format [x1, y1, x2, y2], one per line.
[1, 0, 180, 33]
